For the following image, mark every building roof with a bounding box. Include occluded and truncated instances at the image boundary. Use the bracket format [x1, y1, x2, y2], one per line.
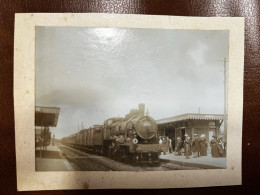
[35, 106, 60, 127]
[156, 113, 224, 125]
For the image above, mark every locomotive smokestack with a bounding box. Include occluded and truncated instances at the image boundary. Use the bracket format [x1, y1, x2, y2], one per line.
[138, 103, 145, 116]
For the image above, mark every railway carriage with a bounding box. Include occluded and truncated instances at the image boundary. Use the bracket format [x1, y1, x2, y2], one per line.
[61, 133, 77, 145]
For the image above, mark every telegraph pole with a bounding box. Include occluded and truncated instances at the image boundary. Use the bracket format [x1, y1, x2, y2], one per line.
[223, 58, 227, 143]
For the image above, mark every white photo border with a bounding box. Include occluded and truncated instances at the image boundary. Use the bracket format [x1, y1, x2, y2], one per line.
[14, 13, 244, 191]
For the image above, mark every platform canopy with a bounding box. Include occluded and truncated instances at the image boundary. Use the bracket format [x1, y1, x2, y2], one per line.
[156, 113, 224, 125]
[35, 106, 60, 127]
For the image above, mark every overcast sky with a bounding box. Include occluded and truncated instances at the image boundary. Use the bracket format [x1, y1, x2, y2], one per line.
[36, 27, 229, 138]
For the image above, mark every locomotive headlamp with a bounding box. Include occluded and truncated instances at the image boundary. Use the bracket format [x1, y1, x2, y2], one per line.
[133, 138, 138, 144]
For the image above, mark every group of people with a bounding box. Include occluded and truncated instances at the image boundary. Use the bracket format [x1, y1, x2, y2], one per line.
[180, 133, 209, 159]
[209, 135, 226, 158]
[159, 136, 173, 154]
[159, 134, 226, 159]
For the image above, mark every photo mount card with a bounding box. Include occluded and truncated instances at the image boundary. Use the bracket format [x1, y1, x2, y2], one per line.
[14, 13, 244, 191]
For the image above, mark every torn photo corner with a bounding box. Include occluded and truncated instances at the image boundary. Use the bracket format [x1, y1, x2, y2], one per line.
[14, 13, 244, 191]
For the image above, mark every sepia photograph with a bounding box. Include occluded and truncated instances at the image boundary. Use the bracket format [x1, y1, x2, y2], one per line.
[35, 26, 228, 171]
[14, 13, 244, 190]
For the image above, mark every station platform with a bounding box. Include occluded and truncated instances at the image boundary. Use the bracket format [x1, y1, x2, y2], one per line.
[159, 153, 226, 169]
[35, 157, 75, 171]
[36, 145, 61, 151]
[35, 145, 77, 171]
[35, 145, 61, 159]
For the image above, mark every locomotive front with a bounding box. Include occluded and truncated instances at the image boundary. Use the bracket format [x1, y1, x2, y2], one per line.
[104, 104, 163, 164]
[130, 115, 157, 142]
[127, 115, 162, 163]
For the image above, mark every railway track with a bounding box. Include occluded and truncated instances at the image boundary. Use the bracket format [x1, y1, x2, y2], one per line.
[160, 162, 201, 170]
[58, 144, 166, 171]
[58, 144, 200, 171]
[58, 144, 118, 171]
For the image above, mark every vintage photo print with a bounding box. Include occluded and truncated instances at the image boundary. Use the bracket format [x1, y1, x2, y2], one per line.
[35, 27, 228, 171]
[14, 14, 244, 190]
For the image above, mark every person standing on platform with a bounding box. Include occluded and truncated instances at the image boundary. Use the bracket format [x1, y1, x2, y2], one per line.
[167, 136, 173, 153]
[175, 137, 182, 155]
[217, 136, 226, 157]
[210, 135, 220, 158]
[200, 134, 208, 156]
[162, 136, 168, 155]
[184, 134, 192, 159]
[192, 133, 201, 158]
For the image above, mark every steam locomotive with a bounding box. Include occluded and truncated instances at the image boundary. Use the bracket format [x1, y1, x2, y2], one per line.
[62, 104, 165, 164]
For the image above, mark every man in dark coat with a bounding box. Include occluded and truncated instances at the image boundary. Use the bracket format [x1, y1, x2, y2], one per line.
[217, 136, 226, 157]
[192, 133, 201, 158]
[184, 134, 192, 159]
[175, 137, 182, 156]
[200, 134, 208, 156]
[210, 135, 220, 158]
[166, 136, 173, 153]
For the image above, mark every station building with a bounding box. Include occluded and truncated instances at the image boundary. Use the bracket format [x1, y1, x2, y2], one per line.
[35, 106, 60, 148]
[156, 113, 224, 147]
